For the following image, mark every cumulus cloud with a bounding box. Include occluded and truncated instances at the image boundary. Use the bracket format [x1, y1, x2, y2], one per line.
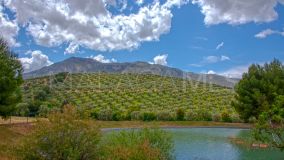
[207, 70, 216, 74]
[19, 50, 53, 73]
[0, 5, 19, 46]
[2, 0, 189, 52]
[64, 42, 79, 54]
[89, 54, 117, 63]
[153, 54, 168, 66]
[136, 0, 144, 6]
[192, 0, 284, 25]
[255, 28, 284, 39]
[216, 42, 224, 50]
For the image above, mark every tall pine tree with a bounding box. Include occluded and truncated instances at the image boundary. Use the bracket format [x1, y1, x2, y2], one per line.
[0, 39, 23, 119]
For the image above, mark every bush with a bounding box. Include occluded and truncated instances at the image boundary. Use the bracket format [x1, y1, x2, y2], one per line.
[38, 104, 50, 118]
[221, 111, 232, 122]
[99, 128, 174, 160]
[112, 111, 123, 121]
[185, 111, 198, 121]
[196, 109, 212, 121]
[176, 108, 185, 121]
[54, 72, 69, 83]
[98, 109, 113, 121]
[212, 113, 221, 122]
[142, 112, 157, 121]
[18, 105, 101, 160]
[130, 111, 141, 120]
[231, 114, 242, 123]
[157, 111, 174, 121]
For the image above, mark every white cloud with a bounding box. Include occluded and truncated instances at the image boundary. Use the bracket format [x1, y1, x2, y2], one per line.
[216, 42, 224, 50]
[255, 28, 284, 39]
[153, 54, 168, 65]
[203, 56, 219, 64]
[191, 55, 230, 67]
[207, 70, 216, 74]
[64, 42, 79, 54]
[3, 0, 189, 52]
[136, 0, 144, 6]
[192, 0, 284, 25]
[0, 5, 19, 46]
[219, 65, 249, 78]
[19, 50, 53, 73]
[89, 54, 117, 63]
[221, 55, 230, 61]
[203, 55, 230, 63]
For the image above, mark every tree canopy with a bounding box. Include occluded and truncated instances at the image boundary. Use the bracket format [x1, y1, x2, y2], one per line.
[233, 59, 284, 149]
[0, 39, 23, 119]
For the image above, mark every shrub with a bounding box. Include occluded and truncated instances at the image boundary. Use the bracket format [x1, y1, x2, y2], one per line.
[157, 111, 174, 121]
[130, 111, 141, 120]
[212, 113, 221, 122]
[221, 111, 232, 122]
[231, 114, 242, 123]
[142, 112, 157, 121]
[38, 104, 50, 118]
[196, 109, 212, 121]
[98, 109, 113, 121]
[112, 111, 123, 121]
[18, 105, 101, 160]
[185, 111, 198, 121]
[176, 108, 185, 121]
[99, 128, 174, 160]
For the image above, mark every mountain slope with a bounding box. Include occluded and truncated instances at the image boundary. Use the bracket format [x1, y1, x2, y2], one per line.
[23, 73, 237, 121]
[23, 57, 238, 88]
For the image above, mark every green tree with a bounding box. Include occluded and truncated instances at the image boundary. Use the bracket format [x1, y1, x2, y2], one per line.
[16, 103, 30, 123]
[176, 108, 185, 121]
[233, 59, 284, 149]
[0, 39, 23, 119]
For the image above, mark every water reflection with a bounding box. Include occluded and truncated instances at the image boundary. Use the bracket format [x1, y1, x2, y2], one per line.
[165, 128, 284, 160]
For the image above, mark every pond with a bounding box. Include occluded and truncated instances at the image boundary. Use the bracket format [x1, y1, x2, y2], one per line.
[166, 128, 284, 160]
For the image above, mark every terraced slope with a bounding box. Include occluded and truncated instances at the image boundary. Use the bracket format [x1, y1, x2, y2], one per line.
[22, 73, 238, 121]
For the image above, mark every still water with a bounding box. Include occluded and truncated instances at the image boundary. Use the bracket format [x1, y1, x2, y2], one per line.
[166, 128, 284, 160]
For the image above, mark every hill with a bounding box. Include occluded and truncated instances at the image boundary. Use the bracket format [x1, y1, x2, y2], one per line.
[23, 57, 238, 88]
[22, 73, 238, 121]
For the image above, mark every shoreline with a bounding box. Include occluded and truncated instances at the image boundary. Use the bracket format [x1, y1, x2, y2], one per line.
[0, 117, 252, 129]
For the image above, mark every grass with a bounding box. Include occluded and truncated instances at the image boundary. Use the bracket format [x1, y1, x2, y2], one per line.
[0, 124, 32, 160]
[0, 117, 36, 125]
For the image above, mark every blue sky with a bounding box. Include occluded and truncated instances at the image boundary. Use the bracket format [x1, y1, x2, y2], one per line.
[1, 0, 284, 78]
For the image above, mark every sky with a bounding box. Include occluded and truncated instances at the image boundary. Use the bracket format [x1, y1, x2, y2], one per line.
[0, 0, 284, 78]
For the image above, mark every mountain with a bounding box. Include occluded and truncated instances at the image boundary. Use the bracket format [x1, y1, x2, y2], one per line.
[23, 57, 238, 88]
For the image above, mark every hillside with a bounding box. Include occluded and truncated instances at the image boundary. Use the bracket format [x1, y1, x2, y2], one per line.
[22, 73, 238, 121]
[23, 57, 238, 88]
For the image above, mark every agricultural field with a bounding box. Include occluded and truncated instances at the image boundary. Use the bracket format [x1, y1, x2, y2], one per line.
[22, 73, 239, 122]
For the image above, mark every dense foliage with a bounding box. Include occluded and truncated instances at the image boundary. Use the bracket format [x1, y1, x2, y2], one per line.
[0, 39, 23, 119]
[99, 128, 174, 160]
[18, 105, 174, 160]
[233, 59, 284, 149]
[19, 105, 101, 160]
[23, 73, 238, 122]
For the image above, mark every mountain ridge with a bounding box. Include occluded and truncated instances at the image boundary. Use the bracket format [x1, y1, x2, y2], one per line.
[23, 57, 239, 88]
